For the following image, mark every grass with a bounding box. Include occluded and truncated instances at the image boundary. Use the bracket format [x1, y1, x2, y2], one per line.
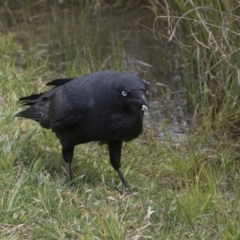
[0, 33, 240, 240]
[1, 2, 240, 239]
[152, 0, 240, 134]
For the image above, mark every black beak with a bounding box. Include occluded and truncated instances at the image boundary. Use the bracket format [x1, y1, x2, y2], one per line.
[140, 94, 149, 111]
[131, 92, 149, 111]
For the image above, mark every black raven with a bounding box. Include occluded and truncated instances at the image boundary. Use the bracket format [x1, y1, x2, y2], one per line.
[15, 70, 149, 193]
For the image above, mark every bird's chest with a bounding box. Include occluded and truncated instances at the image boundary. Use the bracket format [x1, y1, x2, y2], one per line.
[124, 111, 144, 139]
[104, 109, 144, 142]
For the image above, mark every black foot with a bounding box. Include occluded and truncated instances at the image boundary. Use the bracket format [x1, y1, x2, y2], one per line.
[66, 162, 73, 183]
[68, 181, 76, 187]
[115, 184, 132, 195]
[116, 169, 132, 195]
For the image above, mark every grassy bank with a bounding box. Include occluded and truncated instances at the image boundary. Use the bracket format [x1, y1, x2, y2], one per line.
[153, 0, 240, 135]
[1, 2, 240, 239]
[0, 32, 240, 240]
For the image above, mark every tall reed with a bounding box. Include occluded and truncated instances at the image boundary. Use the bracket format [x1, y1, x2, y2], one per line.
[153, 0, 240, 135]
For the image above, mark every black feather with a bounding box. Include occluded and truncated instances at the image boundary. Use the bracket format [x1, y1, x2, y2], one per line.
[15, 70, 149, 193]
[46, 78, 75, 87]
[18, 93, 44, 106]
[15, 107, 42, 121]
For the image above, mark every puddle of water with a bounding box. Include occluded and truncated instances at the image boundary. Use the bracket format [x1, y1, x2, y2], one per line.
[1, 2, 192, 142]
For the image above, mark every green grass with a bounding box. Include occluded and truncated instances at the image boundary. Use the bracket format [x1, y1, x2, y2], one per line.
[152, 0, 240, 135]
[0, 1, 240, 237]
[1, 33, 240, 240]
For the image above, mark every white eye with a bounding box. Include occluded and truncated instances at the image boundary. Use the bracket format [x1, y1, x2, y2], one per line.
[122, 91, 127, 97]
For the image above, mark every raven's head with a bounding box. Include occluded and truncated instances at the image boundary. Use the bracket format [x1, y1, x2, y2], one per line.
[114, 73, 149, 113]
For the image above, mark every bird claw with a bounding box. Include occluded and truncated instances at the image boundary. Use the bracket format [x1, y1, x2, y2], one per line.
[67, 175, 76, 187]
[115, 185, 132, 195]
[68, 181, 76, 187]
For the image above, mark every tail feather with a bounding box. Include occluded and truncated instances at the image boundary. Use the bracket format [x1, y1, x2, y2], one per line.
[15, 77, 73, 129]
[46, 78, 75, 87]
[19, 93, 44, 106]
[15, 107, 51, 129]
[15, 107, 42, 122]
[18, 77, 75, 106]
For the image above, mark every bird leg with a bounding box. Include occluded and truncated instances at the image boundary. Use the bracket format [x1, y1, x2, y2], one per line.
[116, 169, 132, 194]
[108, 141, 132, 194]
[62, 145, 74, 182]
[66, 162, 73, 183]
